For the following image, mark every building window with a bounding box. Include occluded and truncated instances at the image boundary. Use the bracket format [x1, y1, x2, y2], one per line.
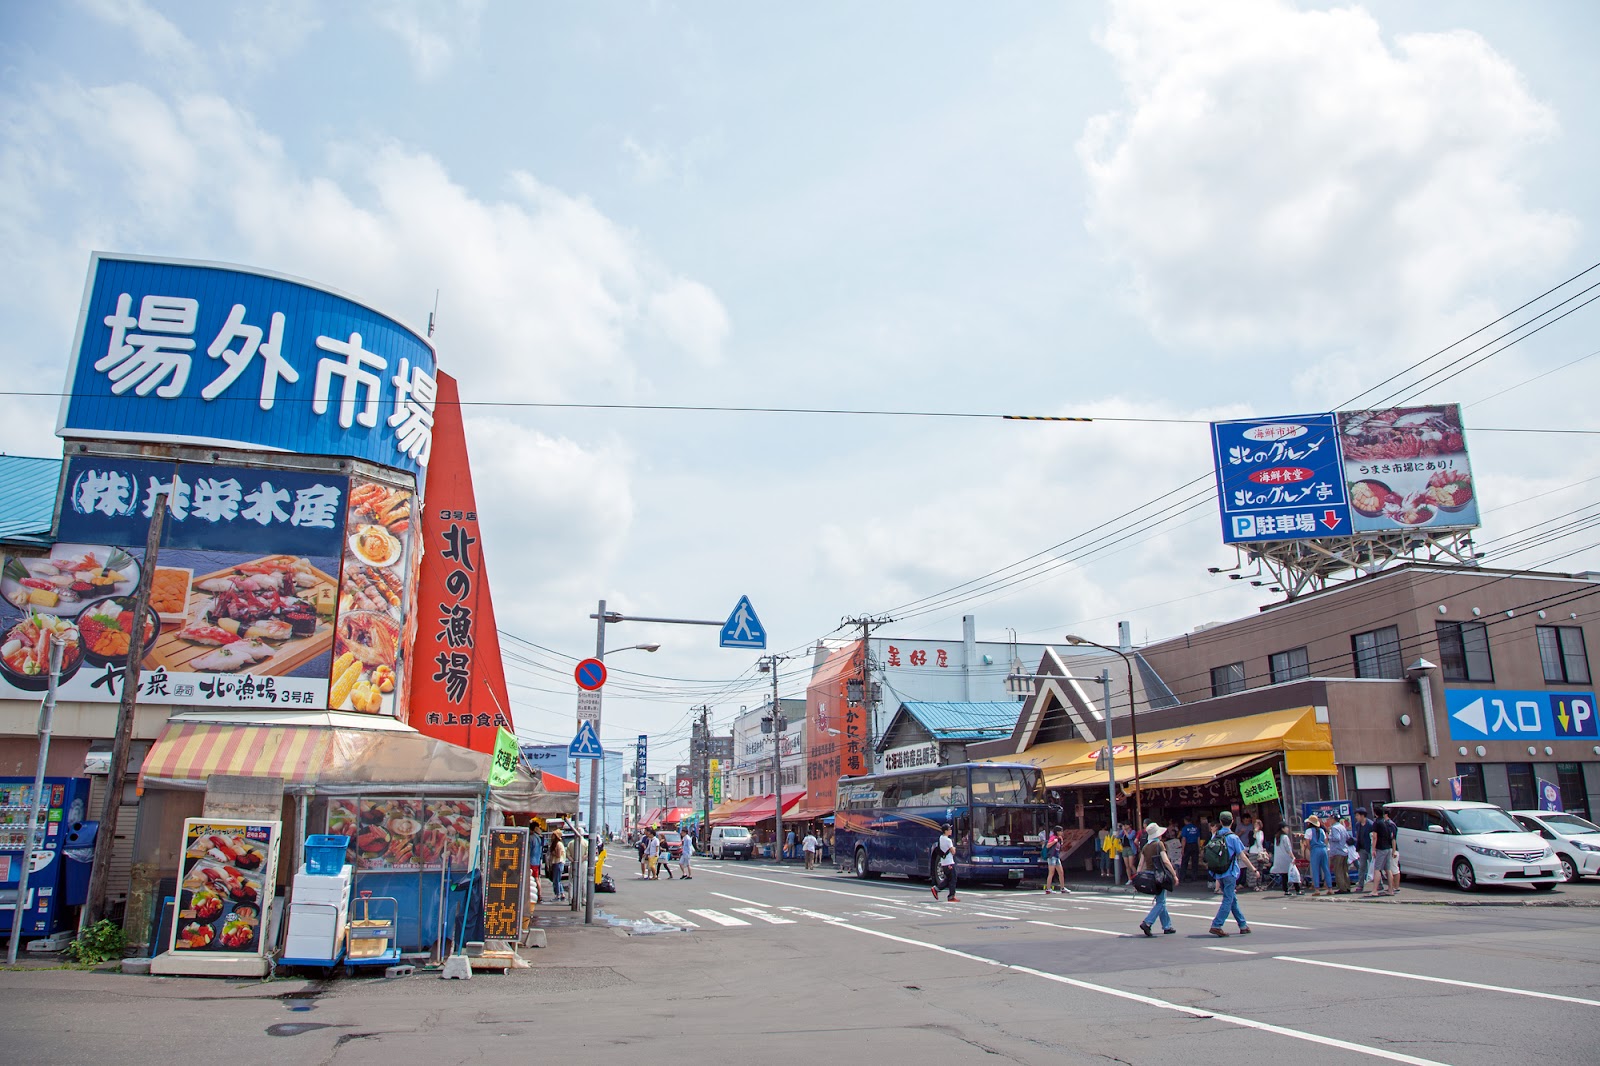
[1352, 625, 1403, 679]
[1436, 621, 1493, 682]
[1558, 763, 1590, 819]
[1269, 646, 1310, 684]
[1210, 662, 1246, 697]
[1506, 763, 1536, 811]
[1537, 626, 1591, 684]
[1453, 763, 1486, 803]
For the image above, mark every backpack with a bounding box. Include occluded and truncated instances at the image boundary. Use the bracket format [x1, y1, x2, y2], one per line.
[1203, 830, 1233, 874]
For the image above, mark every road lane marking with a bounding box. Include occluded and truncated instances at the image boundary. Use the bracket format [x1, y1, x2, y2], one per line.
[1206, 947, 1257, 955]
[969, 911, 1020, 920]
[732, 908, 795, 924]
[855, 910, 896, 920]
[701, 867, 916, 905]
[687, 909, 749, 927]
[1026, 920, 1124, 937]
[804, 919, 1448, 1065]
[778, 906, 843, 922]
[644, 910, 697, 927]
[1274, 955, 1600, 1008]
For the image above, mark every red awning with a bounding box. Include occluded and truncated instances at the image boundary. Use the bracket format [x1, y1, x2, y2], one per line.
[789, 804, 834, 822]
[541, 771, 579, 793]
[722, 792, 803, 827]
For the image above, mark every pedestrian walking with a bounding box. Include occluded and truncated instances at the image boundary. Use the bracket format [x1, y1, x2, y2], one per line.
[644, 828, 660, 879]
[549, 833, 568, 902]
[1304, 815, 1332, 895]
[1179, 816, 1200, 882]
[1352, 807, 1374, 892]
[1206, 811, 1251, 937]
[1163, 825, 1183, 875]
[1043, 825, 1066, 893]
[1120, 824, 1139, 883]
[678, 830, 694, 879]
[1270, 825, 1301, 896]
[803, 828, 819, 870]
[1137, 822, 1180, 937]
[1328, 815, 1351, 893]
[1373, 807, 1401, 895]
[933, 821, 959, 901]
[636, 833, 648, 879]
[785, 828, 796, 860]
[529, 829, 544, 904]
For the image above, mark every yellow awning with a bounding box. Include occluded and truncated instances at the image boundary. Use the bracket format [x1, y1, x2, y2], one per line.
[1134, 753, 1273, 788]
[1286, 748, 1337, 776]
[1057, 706, 1330, 769]
[1047, 759, 1178, 789]
[989, 737, 1097, 776]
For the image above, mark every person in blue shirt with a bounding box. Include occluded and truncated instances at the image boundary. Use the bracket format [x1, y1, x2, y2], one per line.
[1179, 817, 1200, 882]
[1208, 810, 1252, 937]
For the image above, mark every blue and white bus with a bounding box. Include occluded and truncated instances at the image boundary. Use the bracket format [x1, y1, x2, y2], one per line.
[833, 763, 1057, 886]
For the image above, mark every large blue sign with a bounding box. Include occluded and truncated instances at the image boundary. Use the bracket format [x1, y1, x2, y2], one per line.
[56, 456, 348, 557]
[636, 734, 648, 795]
[58, 254, 438, 478]
[1445, 688, 1598, 742]
[1211, 414, 1350, 544]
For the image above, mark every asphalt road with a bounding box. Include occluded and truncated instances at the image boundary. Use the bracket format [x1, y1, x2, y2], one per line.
[3, 862, 1598, 1065]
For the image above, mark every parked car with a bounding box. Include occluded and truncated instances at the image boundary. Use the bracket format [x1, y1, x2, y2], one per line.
[658, 830, 684, 861]
[1384, 801, 1559, 891]
[711, 825, 754, 860]
[1508, 810, 1600, 883]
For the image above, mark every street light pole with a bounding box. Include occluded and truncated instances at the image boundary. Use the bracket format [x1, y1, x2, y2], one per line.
[1066, 633, 1142, 837]
[758, 654, 789, 862]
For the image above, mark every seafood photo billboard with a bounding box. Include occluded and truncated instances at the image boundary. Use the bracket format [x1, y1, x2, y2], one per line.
[0, 456, 417, 713]
[1338, 404, 1479, 534]
[170, 819, 280, 956]
[326, 796, 478, 872]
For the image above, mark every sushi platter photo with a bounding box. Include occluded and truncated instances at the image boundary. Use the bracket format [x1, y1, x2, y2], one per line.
[171, 819, 279, 957]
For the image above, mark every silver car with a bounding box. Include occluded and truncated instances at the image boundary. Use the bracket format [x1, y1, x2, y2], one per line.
[1508, 810, 1600, 883]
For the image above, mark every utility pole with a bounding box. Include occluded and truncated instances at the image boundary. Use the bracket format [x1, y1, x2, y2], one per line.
[841, 615, 892, 772]
[83, 489, 167, 930]
[695, 706, 711, 846]
[757, 655, 789, 861]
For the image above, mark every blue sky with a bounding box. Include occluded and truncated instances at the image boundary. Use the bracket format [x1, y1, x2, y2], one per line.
[3, 1, 1597, 767]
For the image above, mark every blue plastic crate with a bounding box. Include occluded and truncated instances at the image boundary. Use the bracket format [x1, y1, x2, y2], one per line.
[305, 834, 350, 876]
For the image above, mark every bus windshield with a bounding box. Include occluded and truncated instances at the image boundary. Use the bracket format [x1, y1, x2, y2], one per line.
[970, 766, 1044, 805]
[973, 807, 1049, 847]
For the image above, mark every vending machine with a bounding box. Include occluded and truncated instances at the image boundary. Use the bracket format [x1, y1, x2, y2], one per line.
[0, 777, 92, 939]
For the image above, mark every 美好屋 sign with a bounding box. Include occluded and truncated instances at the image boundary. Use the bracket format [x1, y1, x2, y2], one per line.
[1239, 768, 1279, 804]
[60, 253, 438, 476]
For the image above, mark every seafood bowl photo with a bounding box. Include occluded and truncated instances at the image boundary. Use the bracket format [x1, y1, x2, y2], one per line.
[1, 546, 137, 617]
[0, 612, 83, 691]
[176, 921, 215, 950]
[1424, 469, 1474, 512]
[1393, 500, 1437, 526]
[349, 524, 402, 568]
[1349, 479, 1401, 518]
[78, 597, 160, 668]
[189, 889, 225, 923]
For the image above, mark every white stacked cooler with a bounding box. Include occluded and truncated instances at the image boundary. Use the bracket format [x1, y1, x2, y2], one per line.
[283, 863, 352, 962]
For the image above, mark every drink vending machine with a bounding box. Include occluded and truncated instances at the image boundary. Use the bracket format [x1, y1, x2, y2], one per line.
[0, 777, 92, 939]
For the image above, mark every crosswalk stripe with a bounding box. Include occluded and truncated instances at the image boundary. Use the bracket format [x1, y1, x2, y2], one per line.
[731, 907, 795, 924]
[688, 909, 751, 926]
[779, 906, 842, 923]
[644, 910, 697, 928]
[853, 910, 896, 920]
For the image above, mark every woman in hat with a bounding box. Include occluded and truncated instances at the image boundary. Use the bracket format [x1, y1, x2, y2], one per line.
[1304, 814, 1332, 896]
[1136, 822, 1179, 937]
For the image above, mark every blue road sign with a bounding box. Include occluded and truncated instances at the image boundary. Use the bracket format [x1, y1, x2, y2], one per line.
[1211, 413, 1350, 544]
[635, 734, 648, 794]
[1444, 688, 1597, 741]
[720, 594, 766, 649]
[569, 720, 604, 759]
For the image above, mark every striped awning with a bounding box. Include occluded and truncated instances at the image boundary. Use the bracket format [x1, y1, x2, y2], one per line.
[138, 721, 333, 790]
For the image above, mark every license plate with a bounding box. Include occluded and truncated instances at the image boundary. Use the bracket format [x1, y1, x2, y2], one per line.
[1008, 869, 1023, 879]
[1524, 866, 1540, 877]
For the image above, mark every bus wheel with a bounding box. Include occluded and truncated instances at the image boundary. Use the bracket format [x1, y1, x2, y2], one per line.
[855, 847, 880, 880]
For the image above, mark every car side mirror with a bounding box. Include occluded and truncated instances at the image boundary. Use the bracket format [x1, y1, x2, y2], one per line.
[1426, 825, 1444, 834]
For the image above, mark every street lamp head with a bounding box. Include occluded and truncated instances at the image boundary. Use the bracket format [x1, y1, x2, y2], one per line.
[1063, 634, 1088, 646]
[638, 643, 661, 653]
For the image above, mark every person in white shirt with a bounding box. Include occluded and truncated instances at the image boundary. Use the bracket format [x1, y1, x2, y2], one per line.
[932, 822, 960, 902]
[802, 829, 819, 870]
[677, 831, 694, 879]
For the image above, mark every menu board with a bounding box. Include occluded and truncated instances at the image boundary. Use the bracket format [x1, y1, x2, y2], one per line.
[327, 797, 478, 871]
[482, 827, 527, 940]
[171, 819, 280, 956]
[329, 476, 418, 716]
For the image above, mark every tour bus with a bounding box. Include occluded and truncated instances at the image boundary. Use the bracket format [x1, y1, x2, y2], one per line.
[833, 763, 1058, 886]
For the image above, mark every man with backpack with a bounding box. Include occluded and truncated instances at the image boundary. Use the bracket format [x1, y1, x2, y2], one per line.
[1204, 810, 1252, 937]
[1370, 807, 1400, 896]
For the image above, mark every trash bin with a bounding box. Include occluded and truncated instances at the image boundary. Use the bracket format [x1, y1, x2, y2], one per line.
[62, 821, 98, 906]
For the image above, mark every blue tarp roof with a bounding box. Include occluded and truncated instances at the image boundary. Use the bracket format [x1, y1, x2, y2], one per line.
[0, 455, 60, 547]
[897, 701, 1020, 741]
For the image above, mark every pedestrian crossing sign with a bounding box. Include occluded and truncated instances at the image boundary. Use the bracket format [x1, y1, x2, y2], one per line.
[569, 720, 603, 759]
[720, 594, 766, 649]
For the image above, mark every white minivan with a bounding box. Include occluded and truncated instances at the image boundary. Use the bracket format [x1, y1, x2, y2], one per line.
[710, 825, 754, 860]
[1384, 801, 1559, 892]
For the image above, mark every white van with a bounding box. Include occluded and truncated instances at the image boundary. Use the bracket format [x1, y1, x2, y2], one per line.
[1383, 801, 1559, 892]
[710, 825, 753, 860]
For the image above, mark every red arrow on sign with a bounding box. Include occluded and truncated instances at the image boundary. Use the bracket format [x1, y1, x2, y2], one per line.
[1322, 509, 1342, 529]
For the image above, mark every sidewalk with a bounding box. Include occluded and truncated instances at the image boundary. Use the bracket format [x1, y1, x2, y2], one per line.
[1061, 869, 1600, 906]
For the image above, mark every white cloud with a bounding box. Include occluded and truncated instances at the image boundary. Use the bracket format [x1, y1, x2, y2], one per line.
[1079, 0, 1577, 353]
[369, 0, 484, 80]
[76, 0, 197, 64]
[648, 279, 729, 366]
